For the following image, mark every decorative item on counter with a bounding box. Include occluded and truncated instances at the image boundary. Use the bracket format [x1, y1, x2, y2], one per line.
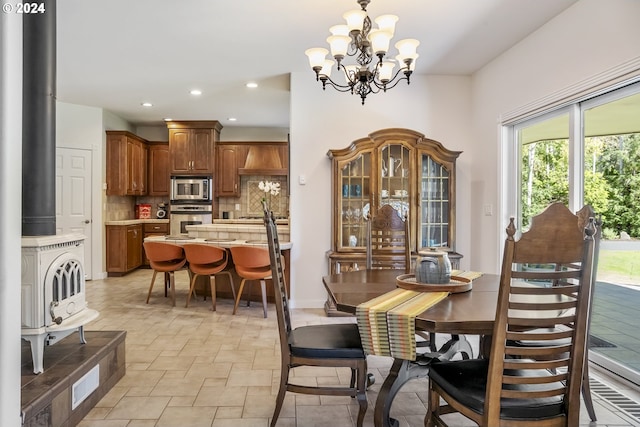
[135, 204, 151, 219]
[156, 203, 167, 219]
[258, 180, 281, 211]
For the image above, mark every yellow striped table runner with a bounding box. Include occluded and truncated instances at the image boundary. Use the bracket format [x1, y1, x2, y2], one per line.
[356, 289, 448, 360]
[355, 271, 483, 361]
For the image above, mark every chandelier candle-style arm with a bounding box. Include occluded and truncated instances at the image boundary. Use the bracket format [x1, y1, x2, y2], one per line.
[305, 0, 419, 104]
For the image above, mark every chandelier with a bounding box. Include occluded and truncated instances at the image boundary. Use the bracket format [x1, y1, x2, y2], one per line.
[305, 0, 419, 105]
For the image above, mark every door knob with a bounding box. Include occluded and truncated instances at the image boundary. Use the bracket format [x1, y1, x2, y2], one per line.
[84, 219, 91, 224]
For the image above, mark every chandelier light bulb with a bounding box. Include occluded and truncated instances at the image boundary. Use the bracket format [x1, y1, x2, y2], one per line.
[368, 29, 392, 57]
[327, 35, 350, 61]
[305, 47, 329, 70]
[396, 53, 419, 71]
[395, 38, 420, 58]
[343, 9, 367, 32]
[378, 61, 395, 82]
[329, 24, 350, 36]
[374, 14, 398, 37]
[320, 59, 335, 78]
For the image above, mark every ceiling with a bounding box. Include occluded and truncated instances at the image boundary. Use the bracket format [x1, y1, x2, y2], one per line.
[56, 0, 578, 129]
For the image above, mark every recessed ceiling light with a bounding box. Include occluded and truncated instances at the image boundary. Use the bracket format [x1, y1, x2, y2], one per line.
[246, 82, 258, 89]
[164, 118, 172, 122]
[190, 89, 202, 95]
[228, 117, 237, 122]
[141, 102, 153, 107]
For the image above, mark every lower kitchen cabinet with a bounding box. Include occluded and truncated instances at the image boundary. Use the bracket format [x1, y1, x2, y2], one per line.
[142, 222, 170, 265]
[106, 224, 142, 276]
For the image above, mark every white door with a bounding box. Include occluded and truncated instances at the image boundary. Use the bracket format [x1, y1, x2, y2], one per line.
[56, 147, 92, 278]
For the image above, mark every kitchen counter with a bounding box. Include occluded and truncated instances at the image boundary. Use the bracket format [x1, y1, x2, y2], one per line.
[144, 235, 292, 250]
[105, 219, 169, 226]
[186, 222, 289, 243]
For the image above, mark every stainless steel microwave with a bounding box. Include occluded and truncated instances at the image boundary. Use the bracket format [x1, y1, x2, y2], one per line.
[170, 176, 212, 202]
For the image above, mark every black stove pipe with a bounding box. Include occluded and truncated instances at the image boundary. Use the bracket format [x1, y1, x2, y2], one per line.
[22, 0, 56, 236]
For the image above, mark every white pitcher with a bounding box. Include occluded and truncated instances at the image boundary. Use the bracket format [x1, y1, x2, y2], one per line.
[388, 156, 402, 177]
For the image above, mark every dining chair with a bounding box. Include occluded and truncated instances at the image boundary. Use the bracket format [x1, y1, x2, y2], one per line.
[424, 202, 596, 427]
[263, 203, 369, 427]
[366, 203, 411, 273]
[182, 244, 236, 311]
[143, 241, 187, 307]
[229, 245, 271, 318]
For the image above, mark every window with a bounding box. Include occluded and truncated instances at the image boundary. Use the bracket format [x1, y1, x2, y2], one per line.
[505, 81, 640, 385]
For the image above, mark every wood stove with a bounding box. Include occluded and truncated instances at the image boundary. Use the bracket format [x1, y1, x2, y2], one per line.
[21, 233, 99, 374]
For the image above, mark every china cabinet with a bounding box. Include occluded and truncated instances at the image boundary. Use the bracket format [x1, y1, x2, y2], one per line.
[326, 128, 462, 281]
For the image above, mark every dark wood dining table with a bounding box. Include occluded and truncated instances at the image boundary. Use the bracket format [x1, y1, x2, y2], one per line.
[322, 269, 501, 427]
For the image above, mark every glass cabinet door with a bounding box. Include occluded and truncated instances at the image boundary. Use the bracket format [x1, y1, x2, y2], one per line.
[338, 152, 371, 250]
[419, 154, 450, 249]
[379, 144, 410, 218]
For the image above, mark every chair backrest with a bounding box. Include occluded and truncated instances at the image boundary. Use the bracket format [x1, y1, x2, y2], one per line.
[229, 246, 270, 270]
[366, 204, 411, 273]
[143, 241, 185, 263]
[484, 202, 596, 425]
[183, 244, 227, 266]
[263, 202, 292, 360]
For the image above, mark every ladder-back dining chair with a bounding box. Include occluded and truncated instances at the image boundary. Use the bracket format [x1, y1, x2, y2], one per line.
[366, 203, 411, 273]
[263, 203, 369, 427]
[425, 202, 597, 427]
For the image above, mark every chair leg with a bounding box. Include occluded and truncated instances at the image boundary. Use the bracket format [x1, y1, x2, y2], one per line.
[222, 271, 236, 301]
[146, 270, 158, 303]
[270, 364, 290, 427]
[582, 360, 597, 421]
[209, 275, 217, 311]
[169, 271, 176, 307]
[185, 273, 199, 308]
[260, 279, 268, 318]
[355, 361, 368, 427]
[233, 278, 248, 315]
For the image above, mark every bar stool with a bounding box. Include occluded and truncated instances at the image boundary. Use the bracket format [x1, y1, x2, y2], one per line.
[183, 244, 236, 311]
[143, 241, 187, 307]
[229, 246, 271, 318]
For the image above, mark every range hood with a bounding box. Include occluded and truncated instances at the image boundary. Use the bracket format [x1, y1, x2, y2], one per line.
[238, 145, 287, 175]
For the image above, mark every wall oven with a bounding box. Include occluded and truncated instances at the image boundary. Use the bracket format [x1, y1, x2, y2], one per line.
[170, 176, 212, 202]
[169, 204, 212, 235]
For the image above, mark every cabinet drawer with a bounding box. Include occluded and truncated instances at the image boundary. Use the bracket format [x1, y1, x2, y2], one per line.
[143, 223, 169, 234]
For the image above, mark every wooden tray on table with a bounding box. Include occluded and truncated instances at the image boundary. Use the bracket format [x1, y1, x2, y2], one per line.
[396, 274, 472, 293]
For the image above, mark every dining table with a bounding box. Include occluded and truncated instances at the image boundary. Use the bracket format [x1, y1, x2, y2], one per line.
[322, 269, 501, 427]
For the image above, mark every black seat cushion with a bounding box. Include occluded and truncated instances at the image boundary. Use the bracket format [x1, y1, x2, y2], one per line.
[289, 323, 365, 359]
[429, 359, 565, 420]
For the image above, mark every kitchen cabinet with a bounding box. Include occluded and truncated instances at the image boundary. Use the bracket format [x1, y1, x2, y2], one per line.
[326, 128, 462, 276]
[106, 131, 148, 196]
[216, 144, 247, 197]
[167, 121, 222, 174]
[147, 142, 170, 196]
[142, 222, 170, 265]
[106, 224, 142, 276]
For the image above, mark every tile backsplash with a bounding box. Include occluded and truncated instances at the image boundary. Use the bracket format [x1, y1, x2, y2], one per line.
[218, 175, 288, 218]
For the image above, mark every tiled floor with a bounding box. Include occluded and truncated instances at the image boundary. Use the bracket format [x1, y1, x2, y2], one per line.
[78, 268, 640, 427]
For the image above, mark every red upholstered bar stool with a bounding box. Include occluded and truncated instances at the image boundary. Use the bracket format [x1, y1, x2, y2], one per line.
[229, 246, 271, 318]
[183, 244, 236, 311]
[143, 241, 187, 307]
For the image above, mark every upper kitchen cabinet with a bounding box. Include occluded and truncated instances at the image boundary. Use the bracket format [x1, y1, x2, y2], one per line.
[147, 142, 170, 196]
[106, 131, 148, 196]
[326, 128, 462, 274]
[216, 143, 247, 197]
[166, 120, 222, 175]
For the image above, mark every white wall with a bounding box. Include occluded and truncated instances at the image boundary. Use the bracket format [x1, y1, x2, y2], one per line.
[289, 72, 473, 307]
[469, 0, 640, 274]
[57, 102, 105, 279]
[0, 11, 23, 426]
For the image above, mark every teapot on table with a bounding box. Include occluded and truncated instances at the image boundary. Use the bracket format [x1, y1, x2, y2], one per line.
[415, 249, 451, 284]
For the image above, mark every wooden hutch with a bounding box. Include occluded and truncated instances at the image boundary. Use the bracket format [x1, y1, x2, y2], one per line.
[325, 128, 462, 314]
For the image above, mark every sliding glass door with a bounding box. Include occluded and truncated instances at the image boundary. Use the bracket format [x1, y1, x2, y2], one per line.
[510, 82, 640, 384]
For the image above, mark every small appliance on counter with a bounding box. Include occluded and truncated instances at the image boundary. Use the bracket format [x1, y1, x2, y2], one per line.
[135, 203, 151, 219]
[156, 203, 167, 219]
